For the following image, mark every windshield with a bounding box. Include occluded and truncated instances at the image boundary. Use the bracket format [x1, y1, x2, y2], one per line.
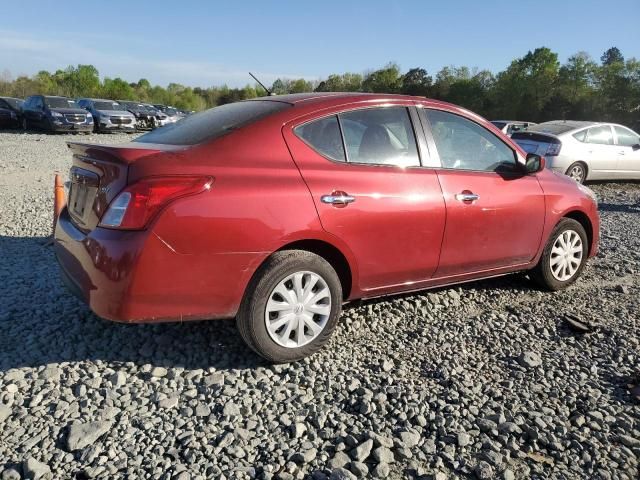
[135, 100, 291, 146]
[526, 122, 579, 135]
[45, 97, 80, 109]
[94, 101, 121, 111]
[165, 107, 178, 115]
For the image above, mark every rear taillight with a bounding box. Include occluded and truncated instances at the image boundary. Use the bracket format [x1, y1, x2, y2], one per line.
[545, 143, 562, 156]
[99, 176, 213, 230]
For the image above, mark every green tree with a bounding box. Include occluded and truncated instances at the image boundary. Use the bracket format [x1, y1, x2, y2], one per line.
[400, 68, 432, 97]
[362, 63, 402, 93]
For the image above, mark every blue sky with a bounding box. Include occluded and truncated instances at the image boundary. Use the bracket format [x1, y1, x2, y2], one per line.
[1, 0, 638, 88]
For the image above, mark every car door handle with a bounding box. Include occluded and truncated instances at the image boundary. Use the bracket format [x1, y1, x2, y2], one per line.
[455, 192, 479, 203]
[618, 151, 625, 155]
[321, 192, 355, 206]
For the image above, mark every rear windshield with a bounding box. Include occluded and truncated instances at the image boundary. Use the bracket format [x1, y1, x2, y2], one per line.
[525, 123, 578, 135]
[135, 100, 291, 145]
[94, 101, 121, 110]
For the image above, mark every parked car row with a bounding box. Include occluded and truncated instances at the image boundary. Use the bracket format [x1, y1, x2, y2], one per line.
[0, 94, 188, 134]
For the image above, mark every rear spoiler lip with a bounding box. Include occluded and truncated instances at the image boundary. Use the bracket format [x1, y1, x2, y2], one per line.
[66, 141, 188, 164]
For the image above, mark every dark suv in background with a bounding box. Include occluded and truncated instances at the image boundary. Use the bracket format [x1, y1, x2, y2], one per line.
[0, 97, 23, 129]
[22, 95, 93, 133]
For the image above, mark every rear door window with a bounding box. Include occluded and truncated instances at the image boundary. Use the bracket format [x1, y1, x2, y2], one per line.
[613, 126, 639, 147]
[135, 100, 291, 145]
[338, 107, 420, 167]
[586, 125, 614, 145]
[294, 116, 346, 162]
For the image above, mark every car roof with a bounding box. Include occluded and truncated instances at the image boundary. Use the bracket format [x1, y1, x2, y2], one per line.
[0, 96, 23, 101]
[537, 120, 600, 129]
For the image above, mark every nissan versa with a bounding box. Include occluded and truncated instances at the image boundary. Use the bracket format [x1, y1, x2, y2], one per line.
[54, 93, 600, 362]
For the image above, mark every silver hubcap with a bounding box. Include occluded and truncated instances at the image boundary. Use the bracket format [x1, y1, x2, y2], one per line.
[568, 165, 584, 183]
[264, 271, 332, 348]
[550, 230, 583, 281]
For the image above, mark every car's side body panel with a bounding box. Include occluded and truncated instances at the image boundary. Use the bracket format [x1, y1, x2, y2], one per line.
[53, 94, 600, 324]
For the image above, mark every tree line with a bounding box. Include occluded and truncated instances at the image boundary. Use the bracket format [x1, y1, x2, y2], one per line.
[1, 47, 638, 127]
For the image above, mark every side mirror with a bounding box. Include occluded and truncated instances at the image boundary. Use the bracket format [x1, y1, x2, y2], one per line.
[632, 143, 640, 151]
[525, 153, 545, 174]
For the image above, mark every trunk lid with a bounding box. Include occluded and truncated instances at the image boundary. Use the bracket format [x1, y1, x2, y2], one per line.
[65, 142, 184, 232]
[511, 131, 561, 155]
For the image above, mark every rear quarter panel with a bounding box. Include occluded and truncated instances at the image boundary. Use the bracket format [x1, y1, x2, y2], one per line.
[132, 120, 347, 316]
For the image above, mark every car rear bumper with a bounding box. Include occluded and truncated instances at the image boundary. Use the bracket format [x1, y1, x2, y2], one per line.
[54, 208, 266, 323]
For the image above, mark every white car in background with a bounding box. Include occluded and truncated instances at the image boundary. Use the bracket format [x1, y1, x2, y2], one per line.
[491, 120, 536, 137]
[511, 121, 640, 183]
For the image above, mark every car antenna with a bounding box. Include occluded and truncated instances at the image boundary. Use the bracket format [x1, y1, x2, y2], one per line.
[249, 72, 275, 96]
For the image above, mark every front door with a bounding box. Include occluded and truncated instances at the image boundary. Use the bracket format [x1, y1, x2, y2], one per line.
[613, 125, 640, 179]
[283, 105, 446, 293]
[421, 108, 546, 277]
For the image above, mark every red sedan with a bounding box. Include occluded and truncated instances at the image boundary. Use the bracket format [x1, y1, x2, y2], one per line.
[54, 93, 600, 362]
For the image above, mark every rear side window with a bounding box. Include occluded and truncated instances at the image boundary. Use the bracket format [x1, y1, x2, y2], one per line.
[426, 109, 516, 172]
[339, 107, 420, 167]
[586, 125, 613, 145]
[135, 100, 291, 146]
[294, 116, 345, 162]
[573, 130, 587, 142]
[614, 126, 639, 147]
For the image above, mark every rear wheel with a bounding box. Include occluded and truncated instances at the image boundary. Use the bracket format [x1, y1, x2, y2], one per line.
[566, 162, 587, 183]
[236, 250, 342, 363]
[531, 218, 588, 290]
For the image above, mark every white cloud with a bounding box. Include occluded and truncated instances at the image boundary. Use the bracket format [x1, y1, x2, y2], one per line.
[0, 30, 318, 87]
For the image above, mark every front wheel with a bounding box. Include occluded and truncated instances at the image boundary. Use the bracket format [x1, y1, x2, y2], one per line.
[236, 250, 343, 363]
[531, 218, 588, 291]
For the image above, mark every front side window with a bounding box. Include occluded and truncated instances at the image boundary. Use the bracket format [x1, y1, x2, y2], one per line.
[339, 107, 420, 167]
[425, 109, 516, 172]
[294, 115, 345, 162]
[586, 126, 613, 145]
[614, 126, 639, 147]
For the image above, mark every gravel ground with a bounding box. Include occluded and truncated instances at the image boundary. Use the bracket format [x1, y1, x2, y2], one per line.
[0, 130, 638, 480]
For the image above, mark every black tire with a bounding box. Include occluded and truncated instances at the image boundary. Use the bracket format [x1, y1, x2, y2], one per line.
[236, 250, 343, 363]
[565, 162, 587, 184]
[531, 218, 588, 291]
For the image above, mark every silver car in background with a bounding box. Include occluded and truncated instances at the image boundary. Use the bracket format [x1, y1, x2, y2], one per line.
[512, 121, 640, 183]
[491, 120, 536, 137]
[77, 98, 136, 133]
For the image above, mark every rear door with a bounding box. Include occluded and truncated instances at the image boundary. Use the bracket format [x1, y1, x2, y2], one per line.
[583, 125, 619, 177]
[613, 125, 640, 179]
[420, 108, 545, 277]
[283, 104, 446, 293]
